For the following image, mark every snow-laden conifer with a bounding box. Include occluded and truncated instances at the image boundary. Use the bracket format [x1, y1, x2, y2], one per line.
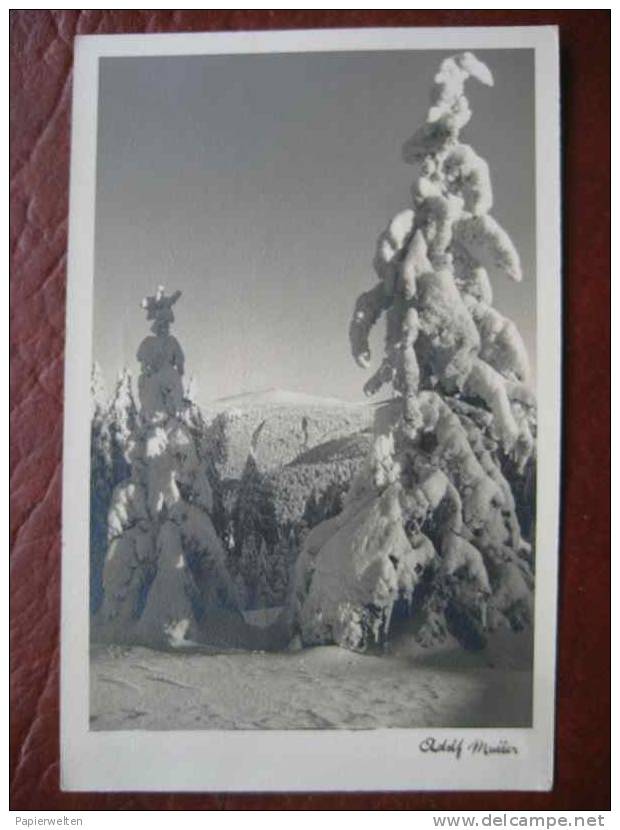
[293, 53, 536, 653]
[95, 288, 240, 648]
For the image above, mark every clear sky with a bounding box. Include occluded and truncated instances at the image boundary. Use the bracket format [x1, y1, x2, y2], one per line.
[93, 48, 536, 407]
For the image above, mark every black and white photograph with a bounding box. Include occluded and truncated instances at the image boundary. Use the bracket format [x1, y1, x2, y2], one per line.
[61, 26, 561, 792]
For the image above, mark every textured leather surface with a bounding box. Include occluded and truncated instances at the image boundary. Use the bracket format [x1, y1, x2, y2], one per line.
[9, 10, 610, 810]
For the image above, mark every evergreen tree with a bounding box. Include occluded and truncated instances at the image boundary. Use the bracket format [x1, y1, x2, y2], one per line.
[95, 287, 239, 648]
[255, 537, 273, 609]
[233, 453, 279, 552]
[108, 368, 137, 483]
[267, 533, 290, 607]
[90, 365, 139, 613]
[232, 456, 301, 608]
[293, 53, 536, 653]
[90, 364, 112, 613]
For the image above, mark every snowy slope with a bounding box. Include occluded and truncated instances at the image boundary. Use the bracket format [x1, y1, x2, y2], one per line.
[202, 389, 373, 480]
[268, 431, 372, 528]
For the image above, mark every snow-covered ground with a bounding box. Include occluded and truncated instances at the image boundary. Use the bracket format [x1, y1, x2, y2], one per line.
[90, 630, 532, 731]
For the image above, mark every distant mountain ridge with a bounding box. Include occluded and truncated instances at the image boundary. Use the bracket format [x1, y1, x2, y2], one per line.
[205, 387, 368, 412]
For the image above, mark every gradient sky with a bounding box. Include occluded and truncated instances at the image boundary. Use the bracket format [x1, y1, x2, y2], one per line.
[93, 48, 535, 407]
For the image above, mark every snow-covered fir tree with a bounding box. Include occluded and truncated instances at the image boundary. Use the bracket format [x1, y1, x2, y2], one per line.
[292, 53, 536, 653]
[90, 365, 138, 612]
[107, 368, 138, 482]
[91, 361, 107, 419]
[94, 287, 239, 648]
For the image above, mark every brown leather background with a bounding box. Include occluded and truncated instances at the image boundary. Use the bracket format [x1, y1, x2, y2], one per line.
[9, 10, 610, 811]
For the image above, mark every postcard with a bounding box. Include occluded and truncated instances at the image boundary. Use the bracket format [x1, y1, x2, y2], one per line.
[61, 25, 561, 791]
